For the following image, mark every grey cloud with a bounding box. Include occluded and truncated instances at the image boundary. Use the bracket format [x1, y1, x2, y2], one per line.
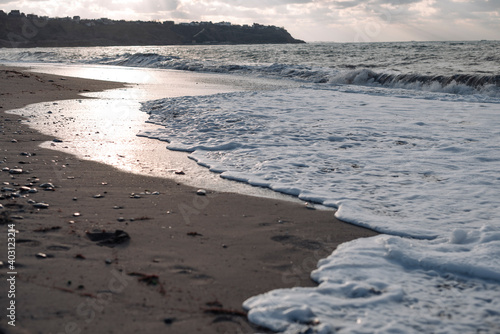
[215, 0, 314, 8]
[327, 0, 422, 11]
[332, 1, 361, 9]
[131, 0, 180, 14]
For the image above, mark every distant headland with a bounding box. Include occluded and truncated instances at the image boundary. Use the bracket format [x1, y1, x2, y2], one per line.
[0, 10, 305, 48]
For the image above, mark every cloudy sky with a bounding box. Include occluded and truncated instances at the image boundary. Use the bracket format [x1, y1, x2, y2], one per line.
[1, 0, 499, 42]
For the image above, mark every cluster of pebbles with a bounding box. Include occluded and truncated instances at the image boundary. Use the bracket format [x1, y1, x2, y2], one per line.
[0, 152, 54, 210]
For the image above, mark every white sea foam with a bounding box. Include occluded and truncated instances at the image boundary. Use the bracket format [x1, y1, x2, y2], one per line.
[140, 87, 500, 237]
[139, 85, 500, 332]
[244, 227, 500, 333]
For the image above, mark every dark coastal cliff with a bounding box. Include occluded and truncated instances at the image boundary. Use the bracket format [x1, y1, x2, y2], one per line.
[0, 10, 304, 47]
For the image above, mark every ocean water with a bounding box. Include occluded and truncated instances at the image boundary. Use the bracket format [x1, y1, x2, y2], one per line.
[2, 41, 500, 333]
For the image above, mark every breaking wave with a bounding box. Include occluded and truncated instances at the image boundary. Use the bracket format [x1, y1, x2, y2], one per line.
[1, 46, 499, 97]
[88, 52, 500, 97]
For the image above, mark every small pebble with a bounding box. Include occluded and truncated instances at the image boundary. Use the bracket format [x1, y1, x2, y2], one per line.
[53, 139, 63, 143]
[2, 167, 10, 172]
[73, 212, 81, 217]
[36, 253, 47, 259]
[117, 217, 125, 222]
[113, 206, 123, 209]
[196, 189, 207, 196]
[9, 169, 23, 174]
[93, 194, 104, 198]
[11, 139, 18, 143]
[73, 197, 78, 201]
[33, 202, 50, 209]
[40, 183, 55, 188]
[305, 202, 316, 210]
[29, 188, 38, 193]
[105, 259, 113, 265]
[0, 204, 4, 209]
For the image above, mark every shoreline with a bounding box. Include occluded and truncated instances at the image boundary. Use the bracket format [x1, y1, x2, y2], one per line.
[0, 66, 377, 333]
[10, 62, 310, 202]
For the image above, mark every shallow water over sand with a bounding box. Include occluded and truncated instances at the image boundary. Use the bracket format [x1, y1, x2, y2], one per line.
[8, 63, 306, 203]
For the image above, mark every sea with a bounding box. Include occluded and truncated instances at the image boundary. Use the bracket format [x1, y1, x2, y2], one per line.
[1, 41, 500, 333]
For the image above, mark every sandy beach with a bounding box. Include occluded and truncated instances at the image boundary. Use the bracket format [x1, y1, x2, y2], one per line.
[0, 66, 377, 334]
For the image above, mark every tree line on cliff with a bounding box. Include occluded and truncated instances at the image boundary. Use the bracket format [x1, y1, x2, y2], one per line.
[0, 10, 305, 47]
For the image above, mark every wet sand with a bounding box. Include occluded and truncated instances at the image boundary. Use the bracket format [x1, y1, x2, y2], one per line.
[0, 66, 377, 334]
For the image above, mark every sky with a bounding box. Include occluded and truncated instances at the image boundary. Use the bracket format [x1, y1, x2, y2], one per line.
[1, 0, 499, 42]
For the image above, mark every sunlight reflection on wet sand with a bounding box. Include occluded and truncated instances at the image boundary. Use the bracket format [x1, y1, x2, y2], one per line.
[15, 63, 304, 201]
